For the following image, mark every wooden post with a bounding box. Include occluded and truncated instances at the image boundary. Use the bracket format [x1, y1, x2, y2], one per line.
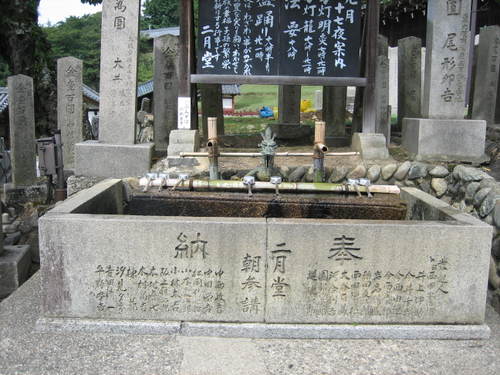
[178, 0, 197, 130]
[362, 0, 380, 133]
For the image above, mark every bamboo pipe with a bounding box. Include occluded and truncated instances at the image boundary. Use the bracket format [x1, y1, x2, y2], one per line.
[179, 152, 359, 158]
[138, 177, 401, 195]
[207, 117, 220, 180]
[313, 121, 327, 183]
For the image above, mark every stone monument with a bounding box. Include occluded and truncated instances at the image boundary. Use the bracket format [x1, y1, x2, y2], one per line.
[7, 75, 36, 187]
[471, 26, 500, 127]
[75, 0, 153, 178]
[375, 55, 390, 143]
[278, 85, 301, 124]
[57, 56, 83, 170]
[403, 0, 487, 162]
[153, 34, 180, 153]
[397, 37, 422, 127]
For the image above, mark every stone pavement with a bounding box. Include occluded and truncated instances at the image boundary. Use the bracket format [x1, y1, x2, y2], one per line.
[0, 273, 499, 375]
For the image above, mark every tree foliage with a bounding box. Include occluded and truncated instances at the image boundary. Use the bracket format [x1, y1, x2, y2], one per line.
[44, 13, 102, 89]
[0, 0, 56, 135]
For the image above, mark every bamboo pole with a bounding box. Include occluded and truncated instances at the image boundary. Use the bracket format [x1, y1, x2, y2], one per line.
[139, 178, 401, 195]
[179, 152, 359, 158]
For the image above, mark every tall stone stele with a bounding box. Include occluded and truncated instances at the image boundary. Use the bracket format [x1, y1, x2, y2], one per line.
[397, 36, 422, 127]
[8, 75, 36, 186]
[57, 56, 83, 169]
[75, 0, 154, 178]
[402, 0, 487, 162]
[471, 25, 500, 127]
[153, 34, 180, 153]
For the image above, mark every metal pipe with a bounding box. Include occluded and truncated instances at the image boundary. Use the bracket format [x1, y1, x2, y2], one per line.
[179, 152, 359, 158]
[139, 177, 401, 195]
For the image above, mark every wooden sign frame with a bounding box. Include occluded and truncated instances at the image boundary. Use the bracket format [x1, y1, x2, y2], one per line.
[178, 0, 379, 133]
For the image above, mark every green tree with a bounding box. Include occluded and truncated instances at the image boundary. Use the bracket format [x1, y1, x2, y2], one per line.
[44, 13, 102, 89]
[0, 0, 56, 135]
[142, 0, 179, 29]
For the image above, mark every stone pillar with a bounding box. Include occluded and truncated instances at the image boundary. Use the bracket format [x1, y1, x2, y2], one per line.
[153, 34, 179, 152]
[57, 57, 83, 169]
[75, 0, 153, 178]
[377, 34, 389, 58]
[323, 87, 347, 137]
[99, 0, 141, 144]
[278, 85, 301, 124]
[403, 0, 487, 162]
[201, 84, 224, 139]
[7, 75, 36, 186]
[422, 0, 471, 119]
[375, 56, 390, 143]
[472, 26, 500, 127]
[398, 37, 422, 126]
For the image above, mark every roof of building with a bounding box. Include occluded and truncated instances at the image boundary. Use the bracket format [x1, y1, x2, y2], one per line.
[83, 84, 100, 103]
[136, 80, 240, 97]
[0, 81, 240, 113]
[0, 84, 100, 113]
[140, 27, 180, 39]
[0, 87, 8, 114]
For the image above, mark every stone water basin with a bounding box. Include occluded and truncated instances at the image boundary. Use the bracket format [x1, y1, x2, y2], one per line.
[126, 190, 407, 220]
[38, 178, 492, 338]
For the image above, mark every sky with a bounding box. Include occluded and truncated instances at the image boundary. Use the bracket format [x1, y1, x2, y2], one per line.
[38, 0, 102, 26]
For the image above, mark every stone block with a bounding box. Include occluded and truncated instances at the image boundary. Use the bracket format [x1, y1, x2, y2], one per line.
[0, 245, 31, 299]
[402, 118, 487, 162]
[75, 141, 153, 178]
[3, 183, 49, 205]
[265, 213, 490, 324]
[351, 133, 390, 160]
[39, 180, 492, 331]
[167, 130, 200, 156]
[40, 215, 267, 323]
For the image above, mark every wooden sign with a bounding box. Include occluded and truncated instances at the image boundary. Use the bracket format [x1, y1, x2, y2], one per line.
[198, 0, 362, 78]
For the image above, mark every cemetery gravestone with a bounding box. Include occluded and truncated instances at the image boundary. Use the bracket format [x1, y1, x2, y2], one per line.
[472, 26, 500, 127]
[75, 0, 153, 178]
[99, 0, 140, 144]
[403, 0, 487, 162]
[57, 57, 83, 169]
[154, 34, 180, 152]
[7, 75, 36, 186]
[398, 37, 422, 126]
[375, 55, 390, 142]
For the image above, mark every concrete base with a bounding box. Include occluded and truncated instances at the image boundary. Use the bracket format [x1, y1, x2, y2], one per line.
[75, 141, 154, 178]
[0, 245, 31, 299]
[352, 133, 390, 160]
[402, 118, 487, 162]
[167, 130, 200, 156]
[37, 317, 490, 340]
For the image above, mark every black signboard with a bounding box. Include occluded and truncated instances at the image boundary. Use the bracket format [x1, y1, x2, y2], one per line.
[198, 0, 362, 78]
